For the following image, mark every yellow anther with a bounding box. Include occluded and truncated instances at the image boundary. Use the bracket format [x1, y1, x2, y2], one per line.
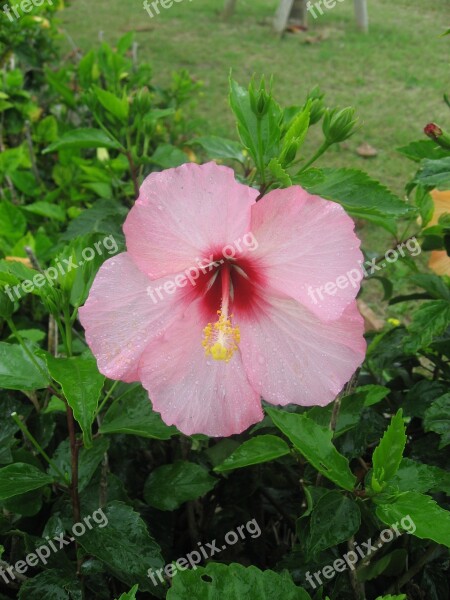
[202, 310, 240, 363]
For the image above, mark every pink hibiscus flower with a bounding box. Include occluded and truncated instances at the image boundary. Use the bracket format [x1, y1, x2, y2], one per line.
[79, 162, 366, 437]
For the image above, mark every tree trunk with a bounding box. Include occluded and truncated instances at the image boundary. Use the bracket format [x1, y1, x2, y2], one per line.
[222, 0, 238, 19]
[354, 0, 369, 33]
[273, 0, 295, 33]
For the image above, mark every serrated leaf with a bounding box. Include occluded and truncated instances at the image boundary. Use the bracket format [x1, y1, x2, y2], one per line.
[214, 435, 290, 472]
[423, 394, 450, 448]
[397, 140, 447, 162]
[267, 408, 356, 491]
[296, 168, 414, 234]
[403, 300, 450, 353]
[268, 158, 292, 186]
[116, 585, 139, 600]
[375, 491, 450, 548]
[18, 569, 82, 600]
[389, 458, 450, 495]
[78, 501, 164, 593]
[371, 410, 406, 491]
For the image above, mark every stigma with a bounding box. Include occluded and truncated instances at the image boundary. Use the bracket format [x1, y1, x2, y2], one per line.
[202, 310, 240, 362]
[201, 262, 240, 362]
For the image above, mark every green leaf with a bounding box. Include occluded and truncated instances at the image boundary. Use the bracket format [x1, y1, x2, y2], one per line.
[93, 86, 129, 123]
[0, 201, 27, 242]
[23, 201, 66, 222]
[191, 136, 245, 162]
[423, 394, 450, 448]
[99, 385, 177, 440]
[78, 501, 165, 593]
[0, 342, 49, 390]
[45, 68, 76, 108]
[306, 491, 361, 556]
[144, 461, 217, 510]
[374, 596, 406, 600]
[43, 128, 123, 154]
[415, 157, 450, 189]
[229, 78, 282, 165]
[403, 300, 450, 353]
[0, 463, 53, 501]
[375, 491, 450, 548]
[18, 569, 82, 600]
[45, 355, 105, 448]
[60, 199, 127, 241]
[168, 562, 312, 600]
[371, 410, 406, 491]
[214, 435, 290, 472]
[267, 408, 356, 491]
[116, 585, 139, 600]
[268, 158, 292, 186]
[397, 140, 447, 162]
[150, 144, 188, 168]
[389, 458, 450, 495]
[296, 168, 414, 234]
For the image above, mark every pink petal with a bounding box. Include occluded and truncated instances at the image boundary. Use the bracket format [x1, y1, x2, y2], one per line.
[79, 253, 181, 382]
[138, 302, 263, 437]
[249, 187, 363, 321]
[236, 295, 366, 407]
[123, 162, 258, 280]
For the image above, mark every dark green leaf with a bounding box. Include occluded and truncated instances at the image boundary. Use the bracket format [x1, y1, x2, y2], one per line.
[214, 435, 290, 472]
[306, 491, 360, 556]
[389, 458, 450, 495]
[375, 492, 450, 548]
[267, 408, 356, 491]
[45, 355, 105, 448]
[403, 300, 450, 353]
[144, 461, 217, 510]
[78, 501, 165, 593]
[423, 394, 450, 448]
[0, 463, 53, 501]
[18, 570, 82, 600]
[168, 562, 312, 600]
[100, 385, 177, 440]
[371, 410, 406, 491]
[0, 342, 50, 390]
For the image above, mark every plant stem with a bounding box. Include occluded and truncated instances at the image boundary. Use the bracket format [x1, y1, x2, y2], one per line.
[94, 380, 120, 419]
[297, 140, 331, 174]
[256, 118, 266, 186]
[11, 412, 68, 483]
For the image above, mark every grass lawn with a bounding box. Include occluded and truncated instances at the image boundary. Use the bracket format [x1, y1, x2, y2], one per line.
[62, 0, 449, 195]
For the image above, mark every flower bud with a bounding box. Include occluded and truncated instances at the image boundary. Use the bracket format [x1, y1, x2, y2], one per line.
[281, 141, 299, 166]
[424, 123, 450, 150]
[306, 86, 325, 125]
[323, 107, 358, 144]
[249, 77, 271, 119]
